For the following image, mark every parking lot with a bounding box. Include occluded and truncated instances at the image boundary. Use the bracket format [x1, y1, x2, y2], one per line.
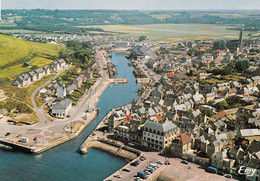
[105, 151, 236, 181]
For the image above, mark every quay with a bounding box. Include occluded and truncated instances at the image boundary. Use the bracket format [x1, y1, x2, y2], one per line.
[79, 109, 140, 160]
[136, 78, 150, 84]
[0, 111, 98, 154]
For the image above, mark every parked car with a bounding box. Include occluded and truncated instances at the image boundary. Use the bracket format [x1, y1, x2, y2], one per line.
[144, 171, 150, 175]
[128, 142, 135, 146]
[131, 161, 140, 166]
[224, 174, 232, 178]
[114, 174, 122, 178]
[181, 160, 189, 164]
[134, 177, 143, 181]
[140, 156, 146, 161]
[123, 168, 131, 172]
[156, 160, 163, 165]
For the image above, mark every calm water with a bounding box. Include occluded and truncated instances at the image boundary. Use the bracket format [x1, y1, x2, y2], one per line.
[0, 52, 140, 181]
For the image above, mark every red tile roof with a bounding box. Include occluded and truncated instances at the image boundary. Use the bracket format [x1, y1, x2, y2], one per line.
[75, 67, 81, 72]
[167, 74, 174, 78]
[217, 111, 228, 118]
[81, 74, 87, 80]
[177, 133, 192, 145]
[156, 115, 163, 121]
[126, 115, 132, 120]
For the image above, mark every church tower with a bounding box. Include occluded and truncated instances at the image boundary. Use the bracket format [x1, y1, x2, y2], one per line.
[239, 29, 243, 49]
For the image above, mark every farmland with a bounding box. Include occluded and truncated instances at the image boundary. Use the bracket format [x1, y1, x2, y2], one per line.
[0, 34, 63, 83]
[82, 24, 248, 41]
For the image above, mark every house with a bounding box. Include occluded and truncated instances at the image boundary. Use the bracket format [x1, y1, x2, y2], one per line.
[67, 84, 77, 95]
[34, 67, 45, 79]
[245, 157, 260, 181]
[80, 74, 87, 82]
[237, 129, 260, 141]
[217, 83, 230, 91]
[43, 65, 50, 75]
[73, 76, 83, 88]
[251, 76, 260, 86]
[51, 99, 72, 118]
[57, 59, 66, 69]
[57, 86, 66, 98]
[116, 125, 130, 141]
[23, 61, 32, 68]
[12, 73, 31, 87]
[187, 40, 196, 48]
[231, 81, 242, 88]
[206, 92, 217, 103]
[171, 132, 192, 156]
[211, 149, 235, 173]
[108, 109, 126, 130]
[0, 89, 6, 101]
[142, 121, 179, 151]
[193, 94, 205, 104]
[75, 67, 81, 73]
[28, 71, 37, 82]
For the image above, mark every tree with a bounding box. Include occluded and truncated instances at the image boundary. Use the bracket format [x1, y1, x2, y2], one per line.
[235, 60, 249, 72]
[226, 95, 241, 105]
[215, 101, 229, 111]
[139, 35, 147, 41]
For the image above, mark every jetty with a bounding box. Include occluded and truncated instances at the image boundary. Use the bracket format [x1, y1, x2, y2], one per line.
[79, 110, 140, 160]
[110, 78, 127, 84]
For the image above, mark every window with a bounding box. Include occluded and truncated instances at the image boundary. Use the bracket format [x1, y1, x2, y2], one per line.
[151, 139, 154, 142]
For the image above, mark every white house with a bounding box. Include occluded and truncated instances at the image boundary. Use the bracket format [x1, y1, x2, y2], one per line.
[51, 99, 72, 118]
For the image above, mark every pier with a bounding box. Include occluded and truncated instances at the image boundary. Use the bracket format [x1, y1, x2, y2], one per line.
[110, 78, 127, 84]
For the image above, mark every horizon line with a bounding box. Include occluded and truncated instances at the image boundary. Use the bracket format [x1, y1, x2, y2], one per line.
[1, 8, 260, 11]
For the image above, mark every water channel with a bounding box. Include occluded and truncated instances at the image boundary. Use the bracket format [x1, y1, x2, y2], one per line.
[0, 52, 140, 181]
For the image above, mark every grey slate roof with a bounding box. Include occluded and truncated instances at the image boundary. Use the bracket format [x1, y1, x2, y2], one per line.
[144, 121, 178, 134]
[53, 99, 72, 109]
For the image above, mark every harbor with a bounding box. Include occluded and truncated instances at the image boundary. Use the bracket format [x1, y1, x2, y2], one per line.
[0, 51, 141, 181]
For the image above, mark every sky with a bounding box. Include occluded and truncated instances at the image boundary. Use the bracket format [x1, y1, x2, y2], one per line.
[2, 0, 260, 10]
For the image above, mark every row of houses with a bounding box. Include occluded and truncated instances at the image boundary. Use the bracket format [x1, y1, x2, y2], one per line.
[12, 59, 66, 87]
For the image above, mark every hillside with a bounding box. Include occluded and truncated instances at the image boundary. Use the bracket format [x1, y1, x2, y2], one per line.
[0, 34, 63, 83]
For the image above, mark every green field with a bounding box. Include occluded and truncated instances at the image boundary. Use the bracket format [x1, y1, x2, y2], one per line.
[0, 34, 63, 82]
[83, 24, 247, 41]
[0, 29, 43, 34]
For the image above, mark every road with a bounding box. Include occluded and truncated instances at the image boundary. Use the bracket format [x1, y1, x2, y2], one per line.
[65, 49, 109, 122]
[30, 65, 72, 123]
[28, 49, 109, 129]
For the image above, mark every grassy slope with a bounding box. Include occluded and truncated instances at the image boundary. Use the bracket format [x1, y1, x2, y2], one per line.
[0, 34, 63, 81]
[84, 24, 247, 41]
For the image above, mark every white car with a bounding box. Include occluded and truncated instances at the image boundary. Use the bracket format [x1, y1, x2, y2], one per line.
[134, 177, 143, 181]
[114, 174, 122, 178]
[128, 142, 135, 146]
[156, 160, 163, 165]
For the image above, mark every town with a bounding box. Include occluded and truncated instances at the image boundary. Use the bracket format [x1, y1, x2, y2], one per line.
[0, 28, 260, 181]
